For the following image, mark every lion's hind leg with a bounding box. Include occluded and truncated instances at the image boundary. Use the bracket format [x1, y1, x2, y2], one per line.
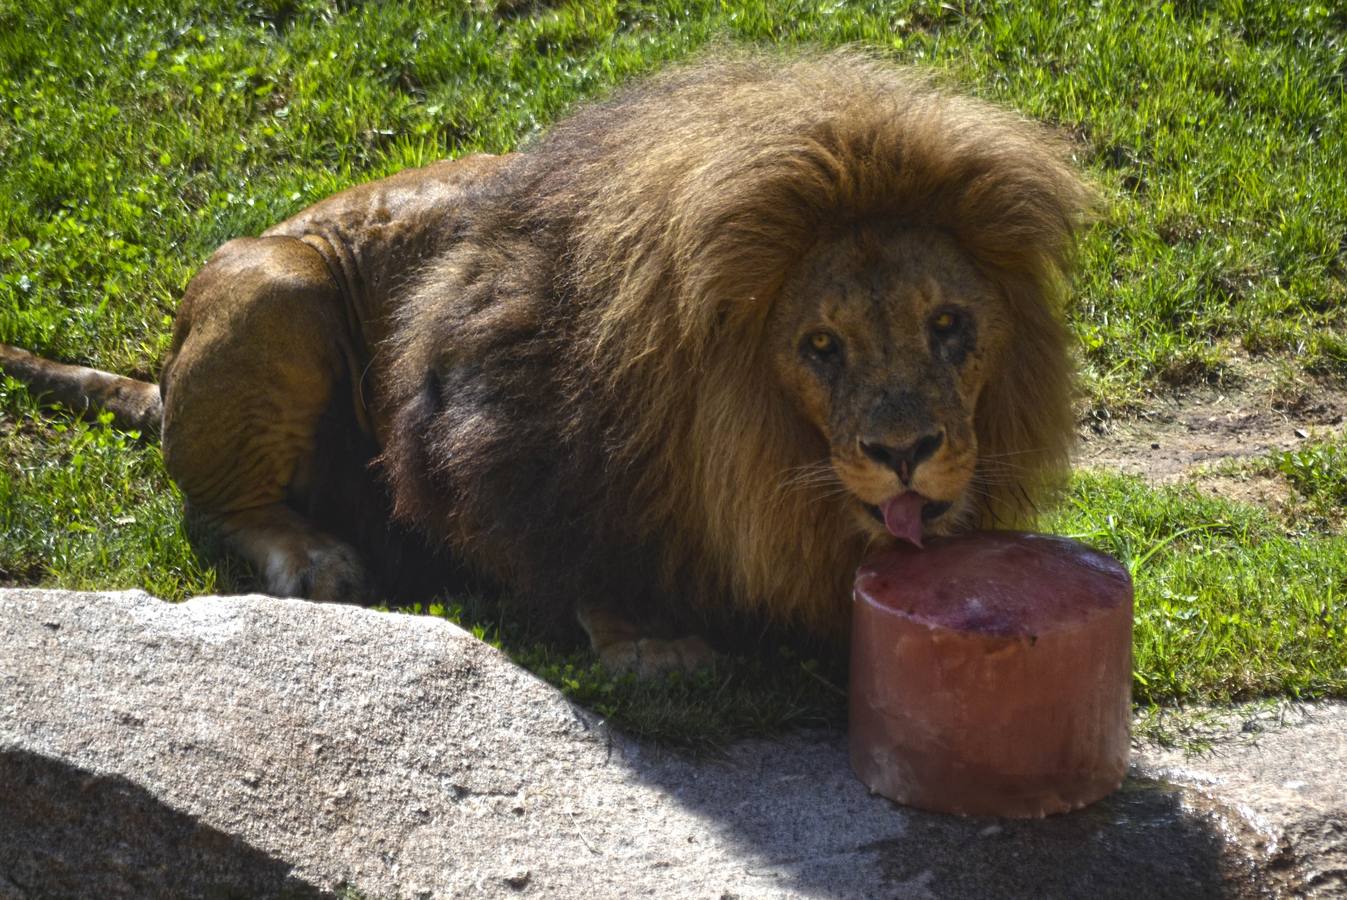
[160, 235, 374, 603]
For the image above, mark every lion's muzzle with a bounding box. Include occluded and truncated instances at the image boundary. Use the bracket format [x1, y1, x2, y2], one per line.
[858, 428, 945, 486]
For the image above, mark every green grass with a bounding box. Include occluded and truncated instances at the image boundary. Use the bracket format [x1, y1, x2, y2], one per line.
[1269, 435, 1347, 527]
[2, 0, 1345, 744]
[1048, 472, 1346, 705]
[2, 0, 1343, 399]
[0, 377, 220, 597]
[427, 602, 852, 751]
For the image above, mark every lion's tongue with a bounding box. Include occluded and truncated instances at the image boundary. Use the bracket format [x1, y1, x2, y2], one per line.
[882, 492, 926, 548]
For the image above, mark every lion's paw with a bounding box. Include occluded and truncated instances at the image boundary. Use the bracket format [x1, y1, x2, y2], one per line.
[259, 537, 374, 605]
[296, 542, 375, 604]
[598, 635, 718, 678]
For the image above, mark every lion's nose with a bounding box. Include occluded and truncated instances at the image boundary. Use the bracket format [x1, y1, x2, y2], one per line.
[859, 429, 945, 485]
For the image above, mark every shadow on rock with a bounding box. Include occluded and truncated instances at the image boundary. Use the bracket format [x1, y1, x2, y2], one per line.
[0, 750, 334, 900]
[866, 776, 1268, 899]
[624, 732, 1270, 900]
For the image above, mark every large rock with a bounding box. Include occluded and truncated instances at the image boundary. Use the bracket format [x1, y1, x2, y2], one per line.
[0, 588, 1343, 898]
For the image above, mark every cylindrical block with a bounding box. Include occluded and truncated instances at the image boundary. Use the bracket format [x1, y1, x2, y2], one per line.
[849, 531, 1133, 818]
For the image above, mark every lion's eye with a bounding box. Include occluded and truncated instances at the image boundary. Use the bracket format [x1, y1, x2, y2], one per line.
[930, 310, 961, 336]
[805, 331, 840, 358]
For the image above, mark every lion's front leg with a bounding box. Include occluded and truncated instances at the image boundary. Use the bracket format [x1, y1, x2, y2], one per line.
[161, 235, 374, 603]
[199, 504, 375, 603]
[575, 602, 717, 677]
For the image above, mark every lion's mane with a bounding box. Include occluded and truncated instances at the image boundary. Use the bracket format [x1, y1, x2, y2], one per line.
[381, 50, 1092, 640]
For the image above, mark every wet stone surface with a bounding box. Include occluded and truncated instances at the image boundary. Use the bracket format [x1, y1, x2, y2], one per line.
[1, 588, 1343, 898]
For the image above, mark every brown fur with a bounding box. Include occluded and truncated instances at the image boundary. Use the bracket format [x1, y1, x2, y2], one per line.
[379, 50, 1091, 644]
[2, 50, 1092, 665]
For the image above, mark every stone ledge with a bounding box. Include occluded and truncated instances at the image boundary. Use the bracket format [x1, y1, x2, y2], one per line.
[1, 588, 1342, 898]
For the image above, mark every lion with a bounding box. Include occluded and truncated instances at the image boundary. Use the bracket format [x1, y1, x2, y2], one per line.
[1, 50, 1092, 674]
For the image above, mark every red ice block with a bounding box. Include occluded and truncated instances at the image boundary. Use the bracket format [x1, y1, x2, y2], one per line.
[849, 531, 1133, 818]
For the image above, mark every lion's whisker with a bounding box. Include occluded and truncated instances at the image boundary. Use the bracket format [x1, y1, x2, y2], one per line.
[978, 447, 1051, 459]
[779, 470, 840, 489]
[976, 459, 1032, 474]
[774, 472, 842, 498]
[769, 461, 848, 510]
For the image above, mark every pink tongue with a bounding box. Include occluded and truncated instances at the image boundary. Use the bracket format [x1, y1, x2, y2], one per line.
[881, 492, 926, 548]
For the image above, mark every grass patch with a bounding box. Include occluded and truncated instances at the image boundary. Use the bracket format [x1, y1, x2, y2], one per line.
[418, 597, 850, 751]
[1048, 471, 1346, 704]
[1274, 436, 1347, 509]
[3, 0, 1345, 744]
[517, 646, 847, 750]
[1262, 432, 1347, 533]
[2, 1, 1343, 402]
[0, 377, 218, 599]
[1210, 429, 1347, 534]
[1130, 697, 1299, 756]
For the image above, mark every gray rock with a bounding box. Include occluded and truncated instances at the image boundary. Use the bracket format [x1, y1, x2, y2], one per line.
[1136, 704, 1347, 898]
[0, 588, 1342, 899]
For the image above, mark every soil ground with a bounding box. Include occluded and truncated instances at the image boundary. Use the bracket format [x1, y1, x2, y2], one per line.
[1076, 360, 1347, 514]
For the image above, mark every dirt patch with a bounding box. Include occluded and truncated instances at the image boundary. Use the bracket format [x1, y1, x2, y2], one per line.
[1075, 364, 1347, 493]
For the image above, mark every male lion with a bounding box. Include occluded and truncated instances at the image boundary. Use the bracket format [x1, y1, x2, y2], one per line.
[2, 51, 1091, 673]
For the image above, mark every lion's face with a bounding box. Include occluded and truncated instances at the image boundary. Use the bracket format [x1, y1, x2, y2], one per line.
[769, 226, 1011, 544]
